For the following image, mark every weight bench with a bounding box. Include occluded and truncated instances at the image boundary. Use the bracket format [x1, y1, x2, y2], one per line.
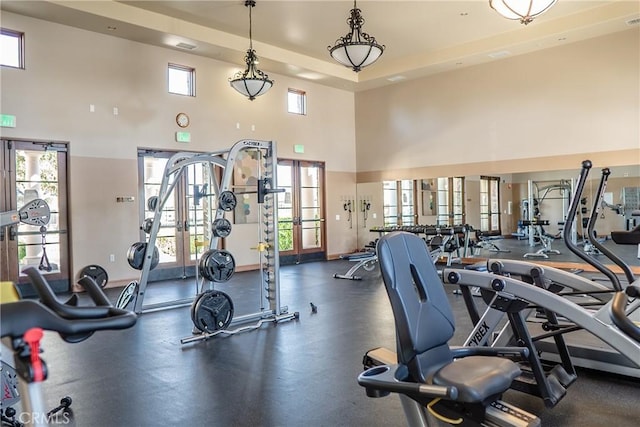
[524, 226, 560, 259]
[611, 224, 640, 245]
[611, 223, 640, 260]
[333, 251, 378, 281]
[357, 231, 539, 426]
[473, 230, 510, 254]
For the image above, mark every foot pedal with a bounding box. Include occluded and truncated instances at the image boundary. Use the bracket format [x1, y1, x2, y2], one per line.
[487, 400, 540, 427]
[543, 374, 567, 407]
[549, 365, 577, 388]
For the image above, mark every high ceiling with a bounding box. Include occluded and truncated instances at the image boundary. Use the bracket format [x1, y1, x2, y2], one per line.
[2, 1, 639, 91]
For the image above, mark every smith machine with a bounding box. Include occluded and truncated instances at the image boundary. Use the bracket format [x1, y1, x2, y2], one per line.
[117, 140, 298, 343]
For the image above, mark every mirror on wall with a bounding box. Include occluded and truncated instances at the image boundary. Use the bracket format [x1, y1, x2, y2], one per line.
[421, 179, 437, 216]
[354, 164, 640, 259]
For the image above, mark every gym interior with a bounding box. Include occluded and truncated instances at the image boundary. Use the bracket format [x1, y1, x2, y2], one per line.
[1, 2, 639, 426]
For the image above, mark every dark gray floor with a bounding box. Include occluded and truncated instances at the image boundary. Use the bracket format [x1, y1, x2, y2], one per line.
[25, 239, 640, 426]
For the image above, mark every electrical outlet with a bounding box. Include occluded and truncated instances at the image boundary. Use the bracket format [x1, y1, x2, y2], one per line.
[109, 254, 115, 262]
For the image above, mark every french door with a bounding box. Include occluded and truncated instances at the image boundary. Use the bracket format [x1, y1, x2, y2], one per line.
[1, 139, 70, 294]
[480, 176, 501, 233]
[437, 176, 466, 226]
[138, 150, 209, 280]
[277, 159, 326, 265]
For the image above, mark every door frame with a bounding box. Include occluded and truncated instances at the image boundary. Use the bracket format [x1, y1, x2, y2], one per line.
[1, 138, 70, 295]
[277, 158, 327, 265]
[137, 148, 215, 281]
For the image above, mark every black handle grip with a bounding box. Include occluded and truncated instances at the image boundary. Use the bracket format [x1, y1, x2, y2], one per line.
[1, 300, 137, 340]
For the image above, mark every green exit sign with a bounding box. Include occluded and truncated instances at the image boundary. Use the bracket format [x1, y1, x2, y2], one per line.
[1, 114, 16, 128]
[175, 131, 191, 143]
[294, 144, 304, 154]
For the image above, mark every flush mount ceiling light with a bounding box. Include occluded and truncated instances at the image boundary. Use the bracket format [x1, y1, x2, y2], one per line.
[229, 0, 273, 100]
[489, 0, 558, 25]
[328, 0, 385, 72]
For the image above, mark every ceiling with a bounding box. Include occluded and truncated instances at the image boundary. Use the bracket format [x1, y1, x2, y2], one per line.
[2, 1, 639, 91]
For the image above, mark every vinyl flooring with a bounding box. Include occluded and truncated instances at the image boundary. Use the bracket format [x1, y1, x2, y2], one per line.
[9, 238, 640, 426]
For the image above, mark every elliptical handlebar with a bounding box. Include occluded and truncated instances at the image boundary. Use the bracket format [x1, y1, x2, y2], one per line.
[1, 269, 137, 341]
[611, 288, 640, 342]
[563, 160, 639, 343]
[563, 161, 622, 292]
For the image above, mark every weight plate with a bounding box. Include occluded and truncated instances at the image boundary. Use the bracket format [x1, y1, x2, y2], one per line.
[199, 249, 236, 282]
[147, 196, 159, 212]
[191, 292, 202, 326]
[115, 281, 138, 310]
[141, 218, 154, 234]
[212, 218, 232, 238]
[80, 264, 109, 288]
[362, 260, 377, 272]
[127, 242, 160, 270]
[192, 290, 234, 332]
[218, 191, 237, 212]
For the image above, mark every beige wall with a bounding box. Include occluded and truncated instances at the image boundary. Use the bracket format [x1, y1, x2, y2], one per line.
[2, 12, 639, 284]
[353, 28, 639, 244]
[355, 29, 640, 177]
[0, 12, 357, 283]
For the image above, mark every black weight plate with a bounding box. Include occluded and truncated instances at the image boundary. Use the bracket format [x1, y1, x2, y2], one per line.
[199, 249, 235, 282]
[212, 218, 232, 238]
[191, 292, 204, 326]
[80, 264, 109, 288]
[218, 191, 237, 211]
[141, 218, 154, 234]
[192, 290, 234, 332]
[147, 196, 159, 211]
[127, 242, 160, 270]
[116, 281, 138, 310]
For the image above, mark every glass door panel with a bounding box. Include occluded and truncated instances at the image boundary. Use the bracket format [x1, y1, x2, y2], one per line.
[277, 159, 325, 264]
[1, 140, 69, 293]
[138, 150, 211, 280]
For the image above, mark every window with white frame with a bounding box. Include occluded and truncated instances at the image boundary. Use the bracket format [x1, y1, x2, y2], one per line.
[287, 89, 306, 115]
[168, 63, 195, 96]
[1, 28, 25, 69]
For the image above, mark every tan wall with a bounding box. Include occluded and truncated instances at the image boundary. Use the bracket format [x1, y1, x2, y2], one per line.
[1, 12, 356, 283]
[355, 29, 640, 177]
[325, 171, 357, 258]
[464, 179, 481, 231]
[355, 182, 385, 250]
[354, 29, 639, 243]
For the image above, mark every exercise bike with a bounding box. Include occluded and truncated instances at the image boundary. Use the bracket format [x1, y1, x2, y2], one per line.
[1, 269, 137, 427]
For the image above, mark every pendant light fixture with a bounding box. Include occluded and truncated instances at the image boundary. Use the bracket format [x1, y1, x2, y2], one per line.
[489, 0, 558, 25]
[328, 0, 385, 72]
[229, 0, 273, 100]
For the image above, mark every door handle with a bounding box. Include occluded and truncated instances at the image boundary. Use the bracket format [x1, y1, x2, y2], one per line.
[9, 225, 17, 241]
[184, 220, 189, 232]
[176, 221, 183, 231]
